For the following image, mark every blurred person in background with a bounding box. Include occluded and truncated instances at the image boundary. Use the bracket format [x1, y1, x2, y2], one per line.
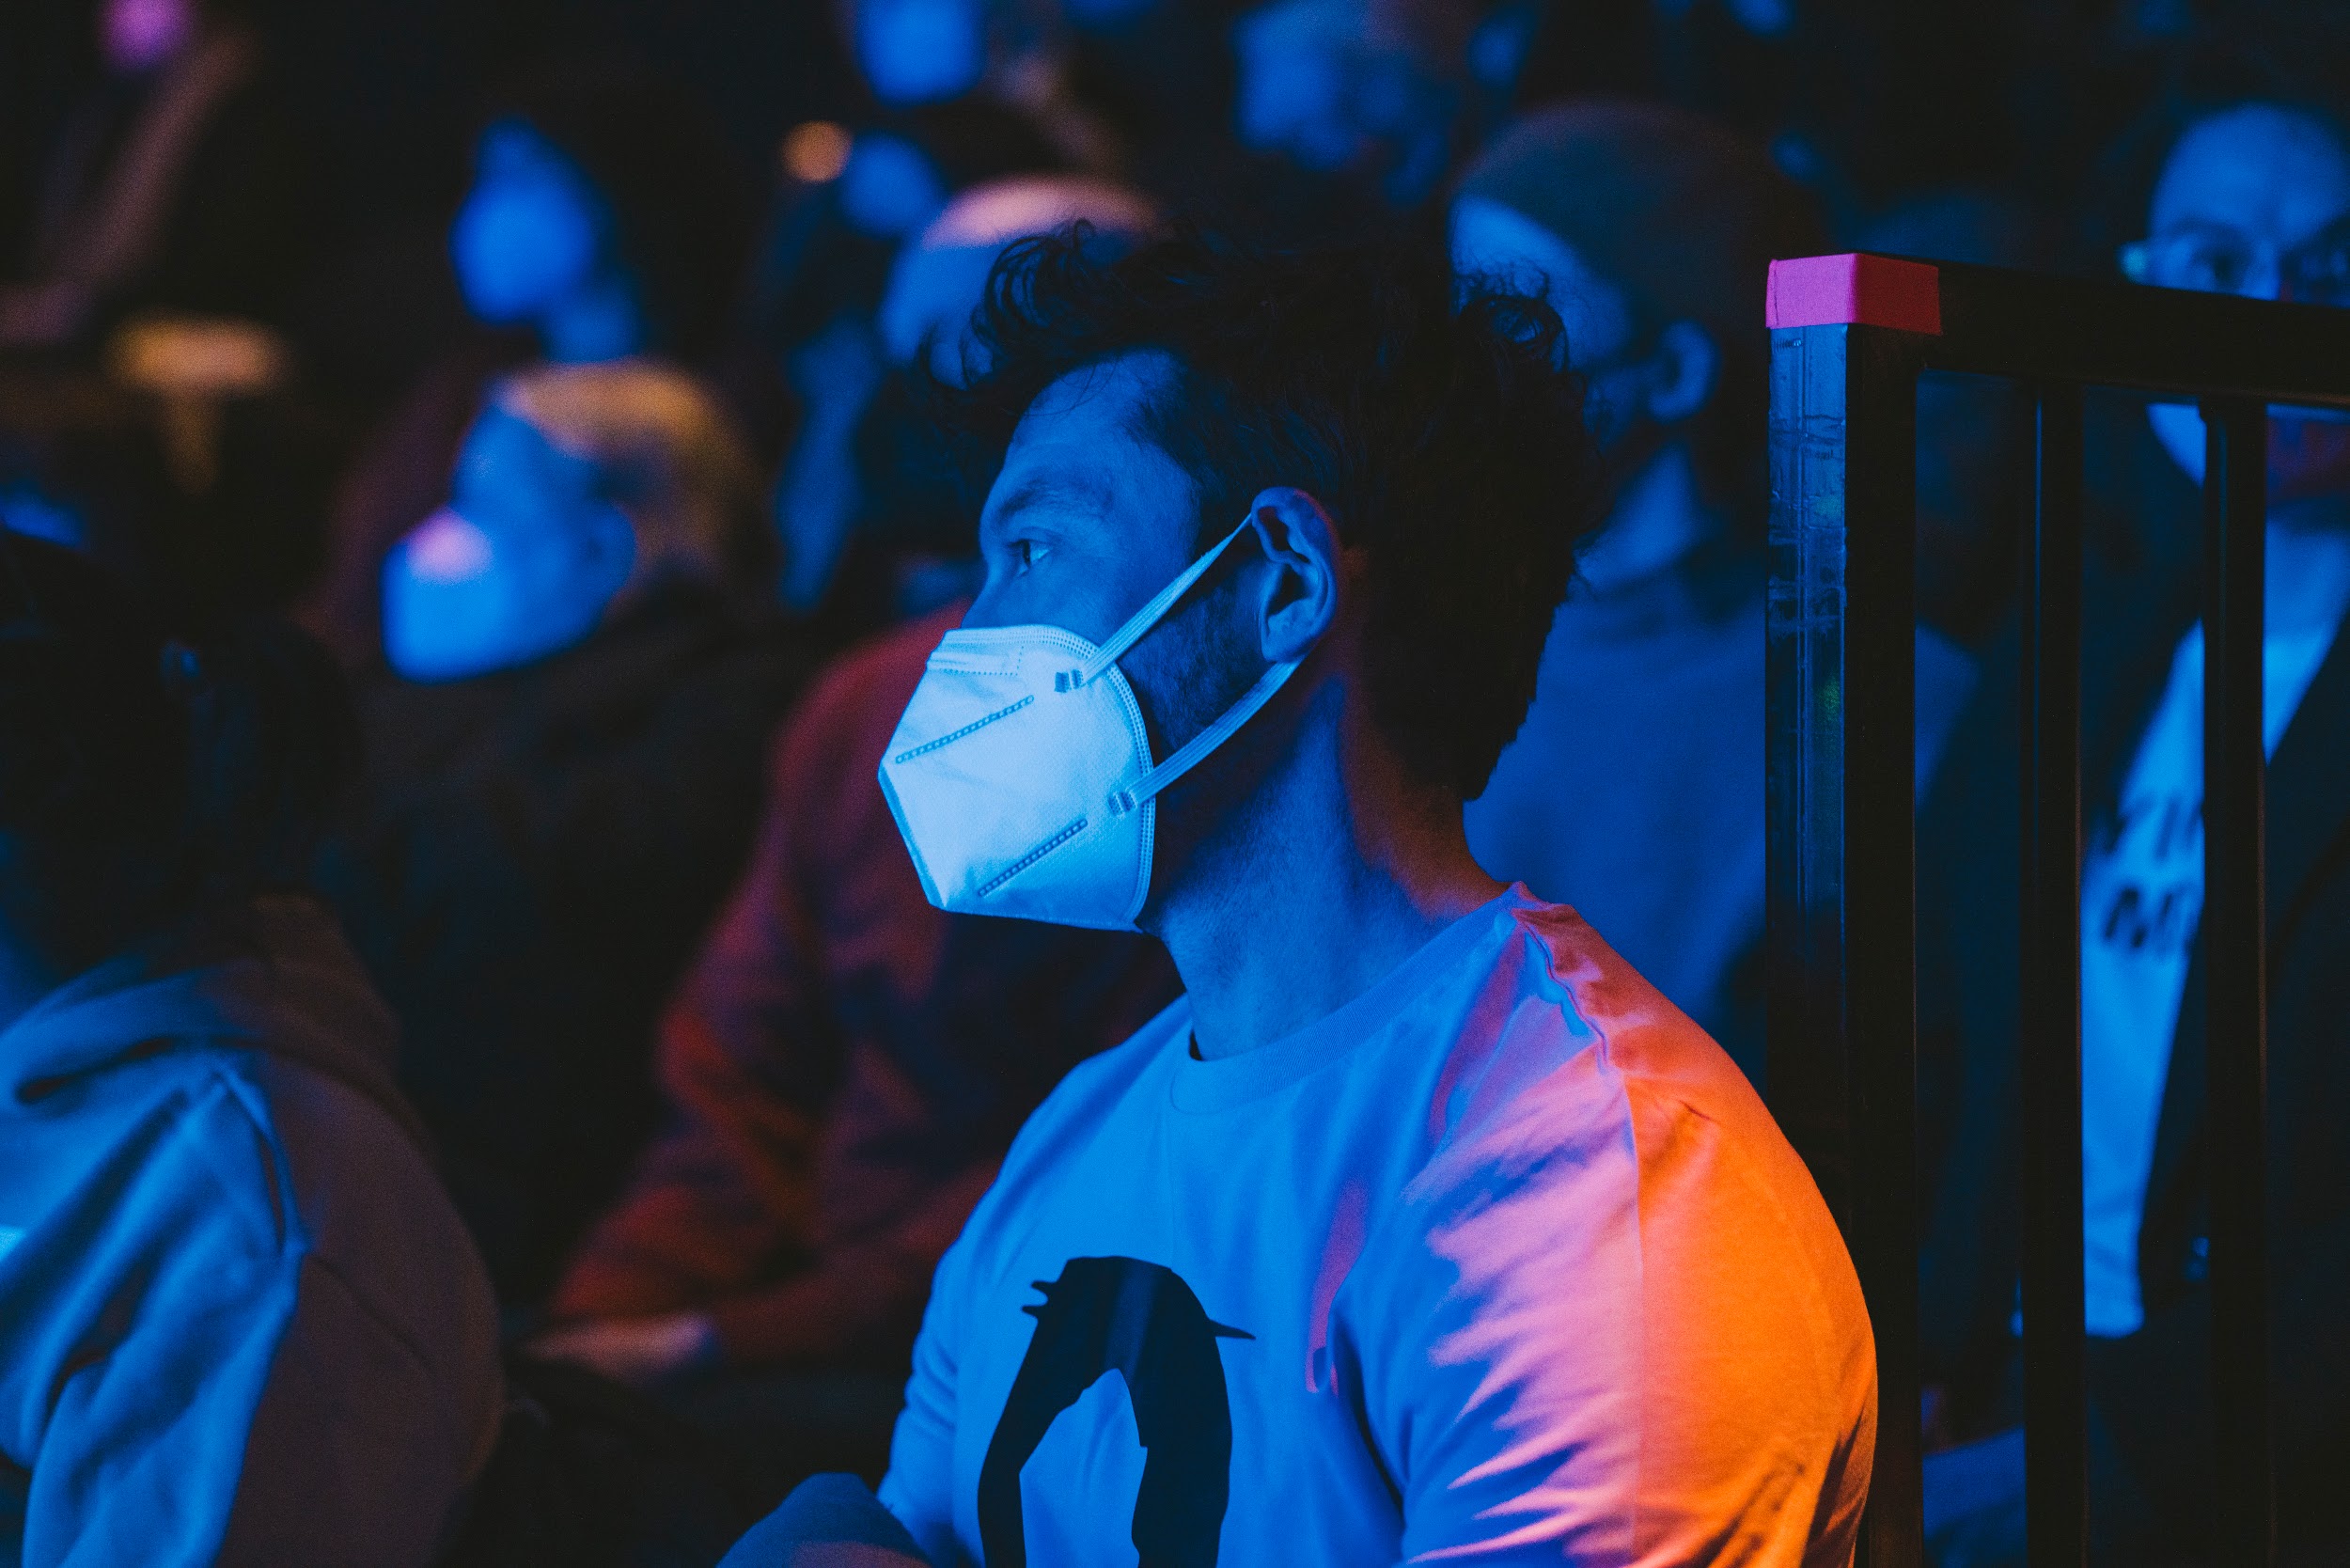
[305, 66, 756, 666]
[532, 186, 1175, 1483]
[1231, 0, 1525, 216]
[782, 175, 1158, 632]
[1917, 49, 2350, 1565]
[758, 109, 1069, 628]
[0, 0, 314, 353]
[1450, 100, 1976, 1078]
[755, 0, 1202, 632]
[0, 534, 502, 1565]
[315, 359, 813, 1306]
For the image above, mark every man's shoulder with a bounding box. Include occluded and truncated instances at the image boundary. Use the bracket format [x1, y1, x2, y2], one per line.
[1425, 897, 1840, 1258]
[1481, 897, 1763, 1120]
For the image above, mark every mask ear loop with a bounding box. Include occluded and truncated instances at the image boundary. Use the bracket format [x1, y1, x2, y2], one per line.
[1076, 511, 1309, 818]
[1106, 653, 1302, 817]
[1071, 519, 1257, 688]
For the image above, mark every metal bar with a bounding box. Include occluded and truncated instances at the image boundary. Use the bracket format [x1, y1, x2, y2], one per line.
[1918, 259, 2350, 409]
[2017, 383, 2087, 1567]
[2201, 397, 2273, 1567]
[1765, 320, 1924, 1568]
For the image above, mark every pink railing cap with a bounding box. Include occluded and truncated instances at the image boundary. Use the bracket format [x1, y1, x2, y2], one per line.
[1766, 253, 1943, 335]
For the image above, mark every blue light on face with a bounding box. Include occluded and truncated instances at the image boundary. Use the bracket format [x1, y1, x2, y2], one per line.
[450, 122, 606, 326]
[383, 407, 635, 682]
[856, 0, 988, 107]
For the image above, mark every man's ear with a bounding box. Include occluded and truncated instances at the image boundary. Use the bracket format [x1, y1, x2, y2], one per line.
[1242, 487, 1340, 663]
[1639, 320, 1720, 426]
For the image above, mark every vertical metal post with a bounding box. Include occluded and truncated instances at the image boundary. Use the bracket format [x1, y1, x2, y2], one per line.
[2201, 398, 2273, 1567]
[2017, 383, 2087, 1566]
[1766, 320, 1924, 1568]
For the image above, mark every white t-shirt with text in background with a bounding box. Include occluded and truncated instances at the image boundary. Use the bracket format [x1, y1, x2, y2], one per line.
[2078, 619, 2339, 1337]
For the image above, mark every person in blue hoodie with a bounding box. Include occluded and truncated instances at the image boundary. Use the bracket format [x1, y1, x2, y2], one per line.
[0, 531, 505, 1566]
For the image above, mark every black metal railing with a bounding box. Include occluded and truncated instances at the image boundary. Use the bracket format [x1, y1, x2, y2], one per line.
[1762, 253, 2350, 1567]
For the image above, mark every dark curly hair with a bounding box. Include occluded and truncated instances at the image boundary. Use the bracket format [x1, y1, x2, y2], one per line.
[941, 229, 1597, 801]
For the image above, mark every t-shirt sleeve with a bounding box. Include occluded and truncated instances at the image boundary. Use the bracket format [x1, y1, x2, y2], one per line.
[876, 1229, 975, 1566]
[1354, 1062, 1871, 1566]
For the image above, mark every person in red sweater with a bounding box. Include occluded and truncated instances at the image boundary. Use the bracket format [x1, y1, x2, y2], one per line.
[533, 599, 1177, 1382]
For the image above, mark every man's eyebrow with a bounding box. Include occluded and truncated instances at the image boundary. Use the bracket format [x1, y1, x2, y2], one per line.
[987, 473, 1113, 527]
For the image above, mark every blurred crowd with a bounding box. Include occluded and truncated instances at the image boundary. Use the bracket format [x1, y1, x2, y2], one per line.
[7, 0, 2350, 1563]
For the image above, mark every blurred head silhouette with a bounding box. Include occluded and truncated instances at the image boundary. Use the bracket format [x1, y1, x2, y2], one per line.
[1234, 0, 1496, 209]
[383, 363, 761, 682]
[853, 0, 993, 107]
[1450, 101, 1820, 569]
[450, 70, 752, 365]
[880, 177, 1161, 379]
[0, 533, 354, 1023]
[783, 177, 1159, 612]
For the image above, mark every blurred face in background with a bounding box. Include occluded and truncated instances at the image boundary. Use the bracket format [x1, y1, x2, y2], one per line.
[1234, 0, 1464, 207]
[2133, 104, 2350, 501]
[382, 406, 636, 682]
[102, 0, 196, 71]
[450, 122, 613, 329]
[855, 0, 990, 106]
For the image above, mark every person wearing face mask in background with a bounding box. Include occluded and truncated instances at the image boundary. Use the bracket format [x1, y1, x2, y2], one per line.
[1914, 39, 2350, 1565]
[0, 0, 315, 353]
[532, 187, 1175, 1485]
[1449, 100, 1977, 1079]
[313, 361, 814, 1307]
[302, 66, 756, 668]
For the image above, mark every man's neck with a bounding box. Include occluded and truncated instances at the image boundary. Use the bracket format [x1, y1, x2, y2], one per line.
[1146, 687, 1504, 1061]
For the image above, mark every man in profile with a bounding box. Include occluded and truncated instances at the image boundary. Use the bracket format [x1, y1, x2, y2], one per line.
[726, 231, 1875, 1565]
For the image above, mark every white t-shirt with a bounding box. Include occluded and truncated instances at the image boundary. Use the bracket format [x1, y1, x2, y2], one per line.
[877, 888, 1876, 1566]
[2078, 619, 2339, 1337]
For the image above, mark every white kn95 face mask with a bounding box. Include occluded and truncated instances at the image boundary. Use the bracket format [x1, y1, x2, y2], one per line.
[878, 518, 1304, 931]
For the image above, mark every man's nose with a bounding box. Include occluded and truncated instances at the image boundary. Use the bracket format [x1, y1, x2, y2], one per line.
[961, 577, 1010, 629]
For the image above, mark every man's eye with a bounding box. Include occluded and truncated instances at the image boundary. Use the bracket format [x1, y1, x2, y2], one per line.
[1011, 539, 1048, 571]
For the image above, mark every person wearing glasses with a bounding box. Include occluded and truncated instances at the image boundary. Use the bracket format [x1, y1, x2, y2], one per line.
[1915, 54, 2350, 1568]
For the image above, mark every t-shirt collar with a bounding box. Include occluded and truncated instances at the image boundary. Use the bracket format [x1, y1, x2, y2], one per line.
[1168, 885, 1535, 1114]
